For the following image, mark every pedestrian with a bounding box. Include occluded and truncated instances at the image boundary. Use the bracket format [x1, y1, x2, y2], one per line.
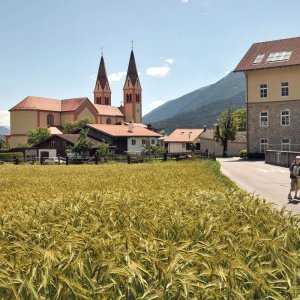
[288, 156, 300, 200]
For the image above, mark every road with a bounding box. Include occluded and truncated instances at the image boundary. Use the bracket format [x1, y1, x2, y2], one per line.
[218, 157, 300, 214]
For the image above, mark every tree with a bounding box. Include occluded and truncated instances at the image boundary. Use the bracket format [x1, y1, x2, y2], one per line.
[0, 139, 8, 150]
[96, 143, 110, 162]
[27, 128, 51, 146]
[141, 138, 164, 158]
[234, 108, 246, 131]
[72, 129, 92, 156]
[64, 118, 93, 134]
[214, 105, 238, 158]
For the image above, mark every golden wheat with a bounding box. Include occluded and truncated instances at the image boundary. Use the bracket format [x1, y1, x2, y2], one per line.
[0, 161, 299, 299]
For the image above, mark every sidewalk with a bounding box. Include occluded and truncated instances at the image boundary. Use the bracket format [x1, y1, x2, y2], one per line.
[218, 157, 300, 214]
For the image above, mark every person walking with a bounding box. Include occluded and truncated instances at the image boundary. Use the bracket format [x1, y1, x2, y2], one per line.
[288, 156, 300, 200]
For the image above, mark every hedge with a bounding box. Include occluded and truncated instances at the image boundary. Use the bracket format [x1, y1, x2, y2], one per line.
[0, 152, 24, 162]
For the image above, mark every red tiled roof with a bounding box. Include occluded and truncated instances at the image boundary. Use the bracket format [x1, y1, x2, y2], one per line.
[93, 104, 124, 117]
[87, 124, 162, 137]
[164, 129, 204, 143]
[235, 37, 300, 72]
[10, 96, 88, 112]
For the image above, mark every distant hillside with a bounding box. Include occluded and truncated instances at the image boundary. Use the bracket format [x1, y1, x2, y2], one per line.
[0, 126, 9, 140]
[143, 72, 246, 133]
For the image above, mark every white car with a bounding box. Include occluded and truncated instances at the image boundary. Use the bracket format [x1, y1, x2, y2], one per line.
[43, 157, 66, 164]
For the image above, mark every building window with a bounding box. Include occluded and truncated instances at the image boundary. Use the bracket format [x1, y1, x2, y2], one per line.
[126, 94, 132, 103]
[281, 110, 290, 126]
[281, 82, 289, 97]
[260, 139, 268, 153]
[260, 84, 268, 98]
[63, 141, 67, 148]
[128, 80, 130, 87]
[131, 139, 136, 145]
[142, 139, 146, 145]
[182, 143, 186, 149]
[260, 112, 268, 127]
[129, 94, 132, 102]
[136, 94, 140, 102]
[105, 97, 109, 105]
[266, 51, 292, 63]
[98, 83, 100, 90]
[106, 118, 111, 124]
[253, 54, 265, 64]
[281, 139, 290, 151]
[96, 96, 101, 104]
[151, 139, 156, 145]
[51, 140, 56, 148]
[47, 114, 54, 126]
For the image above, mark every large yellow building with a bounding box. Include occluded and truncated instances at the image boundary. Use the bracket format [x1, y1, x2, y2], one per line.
[235, 37, 300, 155]
[7, 50, 142, 148]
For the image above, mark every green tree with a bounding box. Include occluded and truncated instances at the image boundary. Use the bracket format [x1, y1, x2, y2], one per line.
[96, 143, 110, 162]
[64, 118, 93, 134]
[27, 128, 51, 146]
[214, 105, 238, 158]
[141, 138, 164, 158]
[234, 108, 246, 131]
[72, 129, 92, 157]
[0, 139, 8, 150]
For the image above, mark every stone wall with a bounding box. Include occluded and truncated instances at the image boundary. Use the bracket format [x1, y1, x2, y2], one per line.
[248, 100, 300, 154]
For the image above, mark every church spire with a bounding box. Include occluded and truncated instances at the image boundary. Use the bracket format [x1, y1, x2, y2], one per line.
[94, 53, 111, 105]
[123, 49, 142, 123]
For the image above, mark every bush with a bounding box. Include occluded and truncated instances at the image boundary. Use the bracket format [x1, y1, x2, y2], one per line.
[0, 152, 24, 162]
[240, 149, 247, 158]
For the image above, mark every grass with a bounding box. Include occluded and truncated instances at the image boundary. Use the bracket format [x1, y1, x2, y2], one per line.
[0, 160, 299, 299]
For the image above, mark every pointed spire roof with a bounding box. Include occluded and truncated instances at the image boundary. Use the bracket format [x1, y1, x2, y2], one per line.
[126, 50, 139, 85]
[96, 55, 109, 89]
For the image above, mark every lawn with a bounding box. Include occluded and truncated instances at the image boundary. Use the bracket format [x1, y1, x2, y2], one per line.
[0, 161, 299, 299]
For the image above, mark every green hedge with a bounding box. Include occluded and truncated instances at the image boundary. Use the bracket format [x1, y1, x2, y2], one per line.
[0, 152, 24, 162]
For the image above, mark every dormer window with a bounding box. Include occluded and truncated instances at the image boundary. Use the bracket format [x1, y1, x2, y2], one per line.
[253, 54, 265, 64]
[266, 51, 292, 63]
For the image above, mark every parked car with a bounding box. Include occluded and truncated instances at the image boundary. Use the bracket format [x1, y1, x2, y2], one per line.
[43, 157, 66, 165]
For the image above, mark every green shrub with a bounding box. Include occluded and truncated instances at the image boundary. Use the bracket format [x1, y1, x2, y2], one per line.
[0, 152, 24, 162]
[240, 149, 247, 158]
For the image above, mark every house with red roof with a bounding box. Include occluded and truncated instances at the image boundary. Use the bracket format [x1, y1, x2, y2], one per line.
[235, 36, 300, 156]
[7, 50, 143, 148]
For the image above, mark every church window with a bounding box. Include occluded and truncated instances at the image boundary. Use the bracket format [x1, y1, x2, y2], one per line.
[47, 114, 54, 126]
[136, 94, 140, 102]
[106, 118, 112, 124]
[128, 80, 130, 87]
[97, 96, 101, 104]
[98, 83, 100, 90]
[129, 94, 132, 102]
[105, 97, 109, 105]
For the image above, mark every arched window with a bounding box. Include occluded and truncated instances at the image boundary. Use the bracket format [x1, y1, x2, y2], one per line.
[129, 94, 132, 102]
[97, 96, 101, 104]
[126, 94, 130, 103]
[47, 114, 54, 126]
[136, 94, 140, 102]
[106, 118, 112, 124]
[105, 97, 109, 105]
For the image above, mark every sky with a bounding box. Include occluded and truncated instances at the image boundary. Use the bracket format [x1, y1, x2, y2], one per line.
[1, 0, 300, 127]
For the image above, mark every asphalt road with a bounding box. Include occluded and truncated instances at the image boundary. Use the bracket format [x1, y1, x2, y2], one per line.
[218, 157, 300, 215]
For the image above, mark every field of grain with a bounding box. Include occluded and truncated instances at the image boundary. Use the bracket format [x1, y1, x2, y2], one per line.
[0, 161, 300, 299]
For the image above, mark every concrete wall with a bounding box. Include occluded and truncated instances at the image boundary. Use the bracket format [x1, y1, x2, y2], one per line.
[200, 139, 246, 157]
[77, 107, 97, 123]
[265, 150, 300, 167]
[61, 112, 75, 125]
[168, 142, 190, 153]
[9, 135, 28, 148]
[127, 137, 158, 152]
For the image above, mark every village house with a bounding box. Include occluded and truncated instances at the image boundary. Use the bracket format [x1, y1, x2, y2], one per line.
[234, 37, 300, 156]
[6, 50, 143, 148]
[164, 129, 203, 154]
[83, 123, 162, 154]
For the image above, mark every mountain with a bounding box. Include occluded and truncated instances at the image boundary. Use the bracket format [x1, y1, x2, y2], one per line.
[0, 126, 9, 141]
[143, 72, 246, 133]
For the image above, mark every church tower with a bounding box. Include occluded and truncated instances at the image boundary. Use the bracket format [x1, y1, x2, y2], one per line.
[94, 54, 111, 105]
[123, 50, 142, 123]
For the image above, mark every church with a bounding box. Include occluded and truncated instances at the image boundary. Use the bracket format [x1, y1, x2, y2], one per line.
[7, 50, 143, 148]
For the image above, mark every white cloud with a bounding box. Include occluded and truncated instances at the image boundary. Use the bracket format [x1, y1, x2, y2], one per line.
[89, 74, 97, 80]
[181, 0, 189, 3]
[148, 100, 165, 111]
[165, 58, 174, 64]
[146, 66, 170, 78]
[0, 110, 10, 127]
[108, 72, 127, 82]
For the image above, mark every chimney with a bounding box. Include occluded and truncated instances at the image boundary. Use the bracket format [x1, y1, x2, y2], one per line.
[128, 121, 134, 133]
[203, 125, 207, 132]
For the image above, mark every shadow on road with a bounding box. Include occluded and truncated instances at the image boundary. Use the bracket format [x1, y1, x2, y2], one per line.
[288, 199, 300, 205]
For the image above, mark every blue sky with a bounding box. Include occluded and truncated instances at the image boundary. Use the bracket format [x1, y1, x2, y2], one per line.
[1, 0, 300, 126]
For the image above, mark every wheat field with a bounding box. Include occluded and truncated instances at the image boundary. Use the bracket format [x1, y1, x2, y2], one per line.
[0, 161, 299, 299]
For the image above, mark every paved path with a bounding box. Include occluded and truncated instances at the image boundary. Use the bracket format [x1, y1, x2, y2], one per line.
[218, 157, 300, 214]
